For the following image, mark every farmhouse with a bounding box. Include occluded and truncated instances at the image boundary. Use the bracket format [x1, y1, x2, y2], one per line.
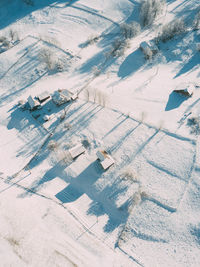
[52, 89, 78, 105]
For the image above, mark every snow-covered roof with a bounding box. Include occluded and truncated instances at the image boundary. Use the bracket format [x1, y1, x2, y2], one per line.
[37, 91, 50, 102]
[174, 84, 195, 96]
[96, 150, 115, 170]
[52, 90, 71, 106]
[69, 144, 86, 159]
[140, 41, 158, 52]
[27, 96, 41, 110]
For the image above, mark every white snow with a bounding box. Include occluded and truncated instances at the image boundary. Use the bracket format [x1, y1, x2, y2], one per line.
[0, 0, 200, 266]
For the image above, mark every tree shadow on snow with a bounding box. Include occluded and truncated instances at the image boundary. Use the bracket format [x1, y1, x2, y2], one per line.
[118, 49, 144, 79]
[174, 53, 200, 78]
[78, 1, 142, 76]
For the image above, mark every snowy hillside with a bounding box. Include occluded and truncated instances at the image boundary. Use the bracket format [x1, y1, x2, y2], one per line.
[0, 0, 200, 266]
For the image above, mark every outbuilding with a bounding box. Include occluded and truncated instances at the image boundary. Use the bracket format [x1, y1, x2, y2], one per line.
[69, 144, 86, 159]
[96, 150, 115, 170]
[37, 91, 50, 103]
[27, 96, 41, 110]
[174, 84, 195, 97]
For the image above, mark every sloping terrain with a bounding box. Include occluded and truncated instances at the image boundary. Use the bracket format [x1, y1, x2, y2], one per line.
[0, 0, 200, 266]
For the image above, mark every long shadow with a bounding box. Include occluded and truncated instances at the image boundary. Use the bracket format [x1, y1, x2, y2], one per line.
[118, 48, 144, 78]
[103, 116, 128, 139]
[174, 53, 200, 78]
[0, 71, 47, 107]
[109, 122, 141, 153]
[7, 107, 45, 136]
[55, 161, 103, 203]
[88, 178, 132, 233]
[18, 161, 73, 198]
[126, 0, 140, 23]
[56, 163, 131, 233]
[0, 0, 79, 30]
[78, 1, 142, 76]
[165, 91, 188, 111]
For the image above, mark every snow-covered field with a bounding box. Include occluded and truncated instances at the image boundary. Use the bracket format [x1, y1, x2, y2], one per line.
[0, 0, 200, 266]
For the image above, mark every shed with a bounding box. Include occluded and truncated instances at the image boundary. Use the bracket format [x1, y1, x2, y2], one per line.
[37, 91, 50, 103]
[174, 84, 194, 97]
[96, 150, 115, 170]
[28, 96, 41, 110]
[69, 144, 86, 159]
[140, 41, 158, 54]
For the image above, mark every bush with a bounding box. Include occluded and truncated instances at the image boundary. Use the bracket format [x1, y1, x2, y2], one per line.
[121, 168, 139, 182]
[48, 140, 58, 151]
[140, 0, 166, 27]
[81, 138, 91, 149]
[39, 48, 64, 72]
[187, 117, 200, 134]
[120, 21, 141, 39]
[85, 35, 100, 47]
[107, 38, 130, 58]
[9, 29, 19, 42]
[0, 37, 10, 48]
[158, 18, 185, 42]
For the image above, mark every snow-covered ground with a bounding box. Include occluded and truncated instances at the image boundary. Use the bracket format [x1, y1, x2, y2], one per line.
[0, 0, 200, 266]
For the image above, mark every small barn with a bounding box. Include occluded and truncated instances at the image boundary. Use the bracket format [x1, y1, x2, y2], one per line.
[37, 91, 50, 103]
[96, 150, 115, 170]
[140, 41, 158, 56]
[174, 84, 195, 97]
[69, 144, 86, 159]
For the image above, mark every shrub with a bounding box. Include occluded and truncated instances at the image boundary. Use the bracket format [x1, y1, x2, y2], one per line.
[158, 18, 185, 42]
[9, 29, 19, 42]
[187, 117, 200, 134]
[0, 36, 8, 44]
[48, 140, 58, 151]
[140, 0, 166, 27]
[85, 35, 100, 47]
[107, 38, 130, 58]
[81, 138, 91, 149]
[39, 48, 64, 72]
[0, 38, 10, 48]
[120, 21, 141, 39]
[121, 168, 139, 182]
